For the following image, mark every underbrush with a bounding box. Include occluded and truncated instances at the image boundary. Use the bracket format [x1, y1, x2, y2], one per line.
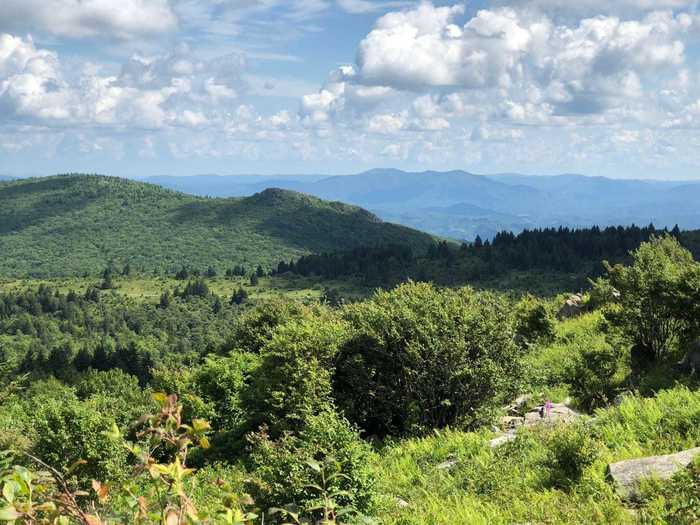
[372, 387, 700, 525]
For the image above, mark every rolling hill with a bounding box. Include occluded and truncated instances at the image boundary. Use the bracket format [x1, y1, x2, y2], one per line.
[143, 170, 700, 240]
[0, 174, 433, 278]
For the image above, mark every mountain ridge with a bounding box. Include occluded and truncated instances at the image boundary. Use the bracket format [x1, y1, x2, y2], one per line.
[0, 174, 433, 278]
[141, 169, 700, 240]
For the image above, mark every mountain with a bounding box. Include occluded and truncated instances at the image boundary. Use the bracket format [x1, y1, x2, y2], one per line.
[144, 170, 700, 240]
[0, 175, 433, 278]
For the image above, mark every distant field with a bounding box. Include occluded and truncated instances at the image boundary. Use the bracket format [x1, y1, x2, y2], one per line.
[0, 274, 376, 303]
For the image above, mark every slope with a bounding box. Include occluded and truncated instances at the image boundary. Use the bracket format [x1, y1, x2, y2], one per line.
[0, 174, 433, 278]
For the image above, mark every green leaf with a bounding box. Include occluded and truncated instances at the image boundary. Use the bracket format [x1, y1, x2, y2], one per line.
[0, 506, 21, 521]
[306, 460, 322, 473]
[2, 481, 17, 504]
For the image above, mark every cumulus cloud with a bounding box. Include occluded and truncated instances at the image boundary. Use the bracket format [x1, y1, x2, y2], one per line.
[352, 2, 693, 119]
[0, 0, 177, 39]
[0, 34, 247, 129]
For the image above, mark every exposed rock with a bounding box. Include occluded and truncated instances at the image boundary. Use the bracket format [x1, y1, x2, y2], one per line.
[436, 457, 459, 471]
[489, 432, 517, 449]
[522, 403, 580, 427]
[500, 415, 525, 430]
[607, 448, 700, 500]
[557, 293, 584, 320]
[492, 400, 582, 449]
[395, 497, 410, 508]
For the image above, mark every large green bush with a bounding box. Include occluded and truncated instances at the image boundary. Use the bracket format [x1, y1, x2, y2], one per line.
[247, 409, 377, 521]
[335, 282, 522, 437]
[244, 314, 349, 436]
[602, 235, 698, 363]
[30, 396, 128, 483]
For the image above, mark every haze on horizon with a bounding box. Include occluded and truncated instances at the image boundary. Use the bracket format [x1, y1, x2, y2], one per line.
[2, 0, 700, 180]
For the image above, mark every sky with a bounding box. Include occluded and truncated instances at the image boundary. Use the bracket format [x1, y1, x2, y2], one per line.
[1, 0, 700, 179]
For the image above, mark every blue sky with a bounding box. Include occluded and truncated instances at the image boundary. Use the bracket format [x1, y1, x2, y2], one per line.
[1, 0, 700, 179]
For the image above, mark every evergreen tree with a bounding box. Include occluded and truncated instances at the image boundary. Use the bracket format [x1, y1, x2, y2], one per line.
[159, 291, 171, 309]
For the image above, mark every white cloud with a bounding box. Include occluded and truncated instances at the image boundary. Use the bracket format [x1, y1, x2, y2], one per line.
[353, 2, 692, 118]
[0, 0, 177, 39]
[0, 34, 248, 130]
[336, 0, 411, 14]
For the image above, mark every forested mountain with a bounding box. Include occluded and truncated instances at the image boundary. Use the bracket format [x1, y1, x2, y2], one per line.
[144, 170, 700, 240]
[0, 174, 433, 278]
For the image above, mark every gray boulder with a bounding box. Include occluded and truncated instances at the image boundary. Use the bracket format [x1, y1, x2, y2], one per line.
[608, 448, 700, 500]
[557, 293, 584, 320]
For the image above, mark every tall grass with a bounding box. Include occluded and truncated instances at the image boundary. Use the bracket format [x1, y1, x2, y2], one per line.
[372, 387, 700, 524]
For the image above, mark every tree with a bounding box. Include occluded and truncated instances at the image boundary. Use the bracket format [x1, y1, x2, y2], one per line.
[159, 290, 171, 309]
[602, 235, 698, 363]
[335, 282, 522, 437]
[250, 273, 259, 286]
[256, 265, 265, 278]
[230, 286, 248, 305]
[206, 266, 217, 278]
[100, 266, 115, 290]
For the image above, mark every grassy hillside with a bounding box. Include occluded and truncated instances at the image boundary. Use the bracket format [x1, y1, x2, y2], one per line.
[0, 174, 433, 278]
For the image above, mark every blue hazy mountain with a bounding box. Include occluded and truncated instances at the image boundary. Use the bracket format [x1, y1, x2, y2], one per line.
[142, 170, 700, 241]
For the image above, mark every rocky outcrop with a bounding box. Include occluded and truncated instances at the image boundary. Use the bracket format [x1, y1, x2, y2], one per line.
[491, 402, 582, 448]
[499, 402, 580, 431]
[557, 293, 584, 320]
[607, 448, 700, 500]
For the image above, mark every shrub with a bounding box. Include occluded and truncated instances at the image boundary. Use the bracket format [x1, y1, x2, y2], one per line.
[225, 299, 318, 354]
[335, 282, 522, 436]
[514, 295, 555, 345]
[638, 457, 700, 525]
[244, 315, 348, 436]
[247, 409, 377, 521]
[544, 424, 600, 490]
[30, 397, 128, 484]
[567, 345, 622, 410]
[603, 235, 698, 362]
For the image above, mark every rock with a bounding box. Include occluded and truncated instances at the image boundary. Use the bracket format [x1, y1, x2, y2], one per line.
[607, 448, 700, 500]
[522, 403, 580, 427]
[500, 415, 525, 430]
[491, 399, 582, 450]
[557, 293, 584, 320]
[436, 457, 459, 471]
[395, 497, 410, 508]
[489, 431, 517, 449]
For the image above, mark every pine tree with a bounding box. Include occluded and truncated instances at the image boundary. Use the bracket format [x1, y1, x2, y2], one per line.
[159, 291, 171, 309]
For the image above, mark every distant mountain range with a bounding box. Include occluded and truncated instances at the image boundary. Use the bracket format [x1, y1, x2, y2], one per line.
[0, 175, 432, 277]
[140, 170, 700, 241]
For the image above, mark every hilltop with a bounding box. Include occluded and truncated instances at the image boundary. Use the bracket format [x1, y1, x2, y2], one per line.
[0, 174, 433, 278]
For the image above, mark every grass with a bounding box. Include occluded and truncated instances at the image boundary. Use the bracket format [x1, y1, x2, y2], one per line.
[371, 387, 700, 525]
[0, 274, 375, 304]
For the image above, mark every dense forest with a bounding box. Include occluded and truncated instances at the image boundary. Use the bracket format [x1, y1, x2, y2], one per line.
[274, 224, 696, 291]
[2, 233, 700, 524]
[0, 175, 432, 278]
